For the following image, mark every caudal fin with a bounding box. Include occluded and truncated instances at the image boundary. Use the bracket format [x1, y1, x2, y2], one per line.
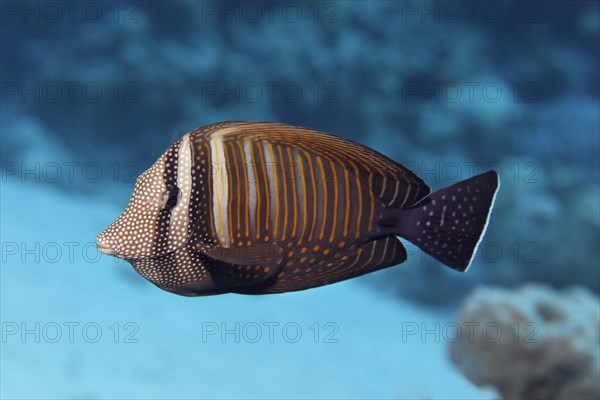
[396, 171, 499, 271]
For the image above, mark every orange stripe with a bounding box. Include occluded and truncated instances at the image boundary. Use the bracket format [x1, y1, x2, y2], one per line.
[296, 144, 346, 240]
[268, 143, 279, 239]
[236, 141, 250, 238]
[343, 166, 350, 237]
[303, 150, 318, 242]
[347, 248, 364, 270]
[226, 142, 235, 244]
[348, 159, 363, 239]
[316, 156, 328, 241]
[328, 159, 338, 243]
[368, 163, 387, 194]
[256, 141, 270, 232]
[288, 147, 298, 238]
[318, 142, 376, 233]
[249, 143, 261, 239]
[296, 153, 309, 245]
[277, 145, 288, 242]
[380, 175, 387, 197]
[213, 139, 224, 237]
[365, 165, 375, 233]
[365, 240, 378, 265]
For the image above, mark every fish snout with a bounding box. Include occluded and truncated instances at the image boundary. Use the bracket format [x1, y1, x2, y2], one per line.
[96, 235, 117, 256]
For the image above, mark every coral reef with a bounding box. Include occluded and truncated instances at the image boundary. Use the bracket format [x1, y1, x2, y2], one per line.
[449, 285, 600, 399]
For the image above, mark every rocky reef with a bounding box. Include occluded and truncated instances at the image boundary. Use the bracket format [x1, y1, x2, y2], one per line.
[449, 285, 600, 399]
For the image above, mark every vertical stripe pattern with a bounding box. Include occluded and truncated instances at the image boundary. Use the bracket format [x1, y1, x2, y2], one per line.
[210, 132, 230, 247]
[203, 129, 389, 252]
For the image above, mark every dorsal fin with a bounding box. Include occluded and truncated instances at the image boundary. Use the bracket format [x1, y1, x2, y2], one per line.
[199, 121, 431, 209]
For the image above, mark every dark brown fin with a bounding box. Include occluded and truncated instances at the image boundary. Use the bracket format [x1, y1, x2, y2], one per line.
[193, 240, 284, 267]
[200, 122, 431, 208]
[239, 236, 407, 294]
[184, 241, 284, 294]
[396, 171, 499, 272]
[202, 257, 283, 295]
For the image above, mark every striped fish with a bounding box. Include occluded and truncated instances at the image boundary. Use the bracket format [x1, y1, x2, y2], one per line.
[96, 121, 499, 296]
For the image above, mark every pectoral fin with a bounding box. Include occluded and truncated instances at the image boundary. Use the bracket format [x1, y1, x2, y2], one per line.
[192, 240, 284, 267]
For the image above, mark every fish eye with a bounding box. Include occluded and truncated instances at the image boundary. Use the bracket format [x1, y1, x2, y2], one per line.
[159, 186, 182, 210]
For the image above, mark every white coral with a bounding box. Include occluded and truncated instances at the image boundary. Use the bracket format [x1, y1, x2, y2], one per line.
[449, 285, 600, 400]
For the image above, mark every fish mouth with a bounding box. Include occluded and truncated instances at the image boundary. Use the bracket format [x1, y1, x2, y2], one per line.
[96, 237, 118, 256]
[97, 244, 117, 256]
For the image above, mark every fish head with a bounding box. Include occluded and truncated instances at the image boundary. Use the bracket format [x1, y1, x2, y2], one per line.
[96, 135, 193, 260]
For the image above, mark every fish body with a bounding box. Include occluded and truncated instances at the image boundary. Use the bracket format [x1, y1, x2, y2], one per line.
[97, 121, 499, 296]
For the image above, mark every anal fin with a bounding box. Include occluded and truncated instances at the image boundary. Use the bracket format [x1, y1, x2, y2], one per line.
[244, 236, 407, 294]
[189, 241, 284, 293]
